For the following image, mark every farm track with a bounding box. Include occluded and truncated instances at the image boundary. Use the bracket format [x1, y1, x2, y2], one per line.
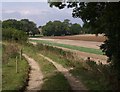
[39, 54, 88, 91]
[23, 54, 43, 92]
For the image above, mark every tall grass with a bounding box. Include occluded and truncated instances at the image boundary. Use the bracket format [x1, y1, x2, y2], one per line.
[2, 58, 29, 91]
[35, 43, 116, 91]
[2, 42, 29, 91]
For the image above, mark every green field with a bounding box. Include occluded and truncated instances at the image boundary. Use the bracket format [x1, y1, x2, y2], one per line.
[30, 39, 103, 55]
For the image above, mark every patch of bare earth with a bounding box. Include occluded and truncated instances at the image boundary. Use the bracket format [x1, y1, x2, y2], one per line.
[23, 54, 43, 92]
[44, 34, 106, 42]
[39, 54, 88, 91]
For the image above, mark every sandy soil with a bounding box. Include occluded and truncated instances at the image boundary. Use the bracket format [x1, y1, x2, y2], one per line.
[30, 38, 103, 49]
[39, 54, 88, 91]
[23, 54, 43, 92]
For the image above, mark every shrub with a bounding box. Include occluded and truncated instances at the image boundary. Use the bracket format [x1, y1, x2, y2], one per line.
[2, 43, 19, 63]
[2, 28, 28, 43]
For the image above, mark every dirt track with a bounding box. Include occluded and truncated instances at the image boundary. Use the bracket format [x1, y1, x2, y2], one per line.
[39, 54, 88, 91]
[23, 54, 43, 92]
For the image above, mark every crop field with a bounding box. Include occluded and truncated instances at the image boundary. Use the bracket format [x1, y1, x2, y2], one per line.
[45, 34, 106, 42]
[30, 35, 108, 64]
[30, 39, 103, 55]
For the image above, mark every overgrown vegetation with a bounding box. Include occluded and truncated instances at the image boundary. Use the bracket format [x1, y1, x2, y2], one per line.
[35, 43, 118, 91]
[2, 28, 28, 43]
[2, 43, 29, 91]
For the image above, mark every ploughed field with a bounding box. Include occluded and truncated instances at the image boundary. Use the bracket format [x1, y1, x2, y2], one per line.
[30, 34, 108, 64]
[31, 34, 106, 49]
[44, 34, 106, 42]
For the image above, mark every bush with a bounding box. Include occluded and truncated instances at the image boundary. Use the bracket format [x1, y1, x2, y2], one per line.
[2, 43, 19, 63]
[2, 28, 28, 42]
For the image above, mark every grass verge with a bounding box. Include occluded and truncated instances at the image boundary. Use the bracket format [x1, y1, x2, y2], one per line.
[2, 42, 29, 91]
[2, 57, 29, 91]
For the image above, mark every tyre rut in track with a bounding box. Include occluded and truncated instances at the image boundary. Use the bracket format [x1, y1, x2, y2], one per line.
[23, 54, 43, 92]
[39, 54, 88, 91]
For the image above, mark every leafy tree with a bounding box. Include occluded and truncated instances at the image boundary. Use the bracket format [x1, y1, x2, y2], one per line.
[2, 28, 28, 42]
[69, 23, 81, 35]
[42, 21, 54, 36]
[49, 1, 120, 89]
[42, 20, 66, 36]
[63, 19, 72, 35]
[42, 19, 82, 36]
[20, 19, 39, 36]
[2, 19, 21, 30]
[82, 23, 92, 34]
[2, 19, 39, 36]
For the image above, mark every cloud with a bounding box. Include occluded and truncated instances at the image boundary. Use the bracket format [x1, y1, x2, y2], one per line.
[3, 10, 15, 13]
[2, 2, 83, 26]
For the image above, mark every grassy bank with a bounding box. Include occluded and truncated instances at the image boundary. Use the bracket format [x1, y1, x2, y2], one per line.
[2, 57, 29, 91]
[22, 44, 72, 91]
[30, 39, 103, 55]
[2, 42, 29, 91]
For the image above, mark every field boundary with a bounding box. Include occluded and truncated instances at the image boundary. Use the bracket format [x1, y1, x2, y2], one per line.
[30, 41, 108, 64]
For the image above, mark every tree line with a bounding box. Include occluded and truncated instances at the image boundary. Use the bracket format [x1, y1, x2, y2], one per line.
[2, 19, 39, 42]
[2, 19, 39, 36]
[42, 19, 82, 36]
[2, 18, 93, 41]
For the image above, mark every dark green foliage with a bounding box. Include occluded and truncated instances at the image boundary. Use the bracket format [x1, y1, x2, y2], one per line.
[2, 19, 39, 36]
[69, 23, 82, 35]
[49, 2, 120, 89]
[42, 19, 82, 36]
[2, 28, 28, 42]
[20, 19, 39, 36]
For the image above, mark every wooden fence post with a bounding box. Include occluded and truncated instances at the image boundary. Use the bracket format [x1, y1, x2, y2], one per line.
[20, 49, 22, 60]
[16, 56, 18, 73]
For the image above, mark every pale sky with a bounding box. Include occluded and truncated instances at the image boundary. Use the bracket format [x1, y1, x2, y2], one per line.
[1, 2, 83, 27]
